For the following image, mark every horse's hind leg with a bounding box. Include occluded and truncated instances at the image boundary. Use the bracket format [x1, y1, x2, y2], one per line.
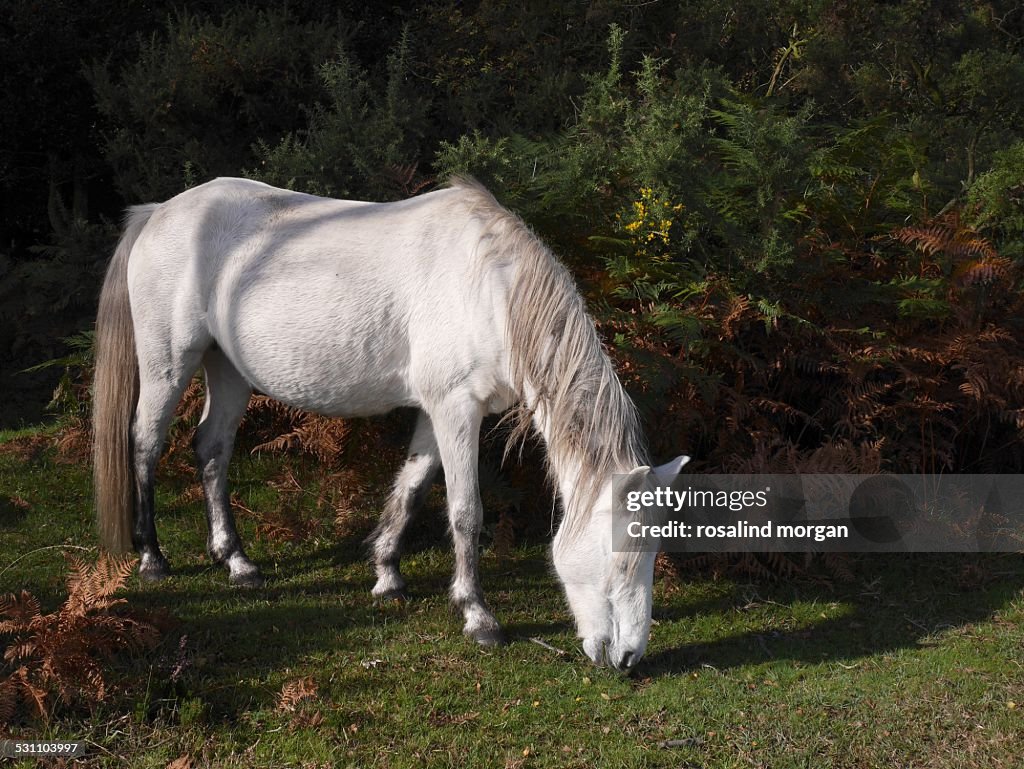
[368, 410, 440, 600]
[194, 348, 263, 587]
[133, 347, 205, 581]
[429, 397, 504, 646]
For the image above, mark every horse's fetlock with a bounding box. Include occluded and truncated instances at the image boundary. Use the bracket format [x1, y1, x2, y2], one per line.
[138, 551, 171, 582]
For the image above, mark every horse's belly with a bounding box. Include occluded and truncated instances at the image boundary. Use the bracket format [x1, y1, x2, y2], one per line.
[238, 345, 414, 416]
[215, 304, 417, 417]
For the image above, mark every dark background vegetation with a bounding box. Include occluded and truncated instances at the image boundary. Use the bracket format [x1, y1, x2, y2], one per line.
[2, 0, 1022, 480]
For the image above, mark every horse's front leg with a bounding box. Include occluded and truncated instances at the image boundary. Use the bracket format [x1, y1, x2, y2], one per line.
[430, 398, 505, 646]
[194, 350, 263, 587]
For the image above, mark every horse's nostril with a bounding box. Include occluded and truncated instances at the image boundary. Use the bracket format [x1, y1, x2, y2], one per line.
[618, 651, 636, 671]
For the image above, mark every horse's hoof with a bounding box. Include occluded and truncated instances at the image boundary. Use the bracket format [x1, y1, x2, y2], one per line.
[229, 570, 265, 588]
[138, 560, 171, 583]
[468, 625, 507, 647]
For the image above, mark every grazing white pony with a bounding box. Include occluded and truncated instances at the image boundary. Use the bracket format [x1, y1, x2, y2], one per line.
[92, 176, 686, 671]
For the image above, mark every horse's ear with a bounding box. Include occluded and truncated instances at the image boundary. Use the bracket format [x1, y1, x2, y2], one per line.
[621, 465, 651, 495]
[653, 455, 689, 484]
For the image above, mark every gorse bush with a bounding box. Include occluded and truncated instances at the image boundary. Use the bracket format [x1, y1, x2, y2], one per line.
[87, 6, 342, 202]
[253, 28, 431, 200]
[3, 2, 1022, 488]
[441, 23, 1024, 474]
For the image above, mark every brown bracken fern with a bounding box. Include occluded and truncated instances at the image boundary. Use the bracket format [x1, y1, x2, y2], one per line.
[276, 675, 318, 712]
[276, 675, 325, 730]
[0, 553, 161, 724]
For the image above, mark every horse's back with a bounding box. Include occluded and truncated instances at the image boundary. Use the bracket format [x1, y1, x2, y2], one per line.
[126, 178, 513, 416]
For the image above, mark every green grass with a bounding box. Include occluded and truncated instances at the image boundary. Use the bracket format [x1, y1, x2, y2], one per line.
[1, 431, 1022, 768]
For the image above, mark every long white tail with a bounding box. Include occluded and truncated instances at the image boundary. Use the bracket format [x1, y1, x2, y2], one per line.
[92, 204, 158, 553]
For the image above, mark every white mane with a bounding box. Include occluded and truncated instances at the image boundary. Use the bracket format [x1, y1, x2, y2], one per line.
[449, 176, 649, 541]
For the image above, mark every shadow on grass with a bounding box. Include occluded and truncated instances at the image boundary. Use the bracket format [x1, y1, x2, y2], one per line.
[504, 620, 573, 639]
[161, 532, 377, 583]
[640, 553, 1024, 679]
[118, 535, 565, 719]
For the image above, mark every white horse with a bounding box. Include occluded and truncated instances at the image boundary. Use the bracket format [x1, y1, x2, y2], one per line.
[92, 176, 686, 671]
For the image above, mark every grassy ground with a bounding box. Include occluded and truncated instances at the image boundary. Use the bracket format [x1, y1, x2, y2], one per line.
[0, 428, 1022, 768]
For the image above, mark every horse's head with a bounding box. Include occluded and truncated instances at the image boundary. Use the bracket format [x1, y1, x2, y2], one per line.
[552, 455, 688, 673]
